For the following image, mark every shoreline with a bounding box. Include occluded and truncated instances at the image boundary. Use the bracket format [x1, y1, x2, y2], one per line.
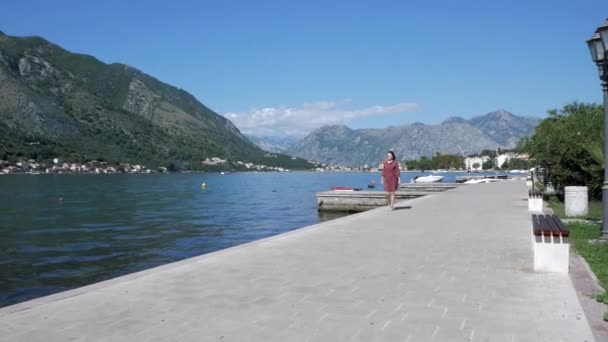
[0, 180, 596, 341]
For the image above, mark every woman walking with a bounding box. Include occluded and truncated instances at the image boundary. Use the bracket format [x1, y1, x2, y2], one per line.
[381, 151, 401, 209]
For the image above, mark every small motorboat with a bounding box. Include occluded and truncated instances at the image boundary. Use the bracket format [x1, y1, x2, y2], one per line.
[412, 175, 444, 183]
[367, 180, 376, 188]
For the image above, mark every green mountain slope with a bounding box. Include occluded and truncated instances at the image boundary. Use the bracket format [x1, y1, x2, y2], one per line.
[0, 31, 311, 170]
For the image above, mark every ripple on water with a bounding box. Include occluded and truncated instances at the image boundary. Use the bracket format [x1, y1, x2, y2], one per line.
[4, 171, 461, 307]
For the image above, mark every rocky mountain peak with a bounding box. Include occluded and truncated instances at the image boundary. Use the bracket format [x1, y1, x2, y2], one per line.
[473, 109, 516, 121]
[441, 116, 468, 125]
[286, 110, 539, 166]
[319, 124, 352, 131]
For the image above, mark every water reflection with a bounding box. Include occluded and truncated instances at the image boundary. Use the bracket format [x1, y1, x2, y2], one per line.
[0, 171, 485, 307]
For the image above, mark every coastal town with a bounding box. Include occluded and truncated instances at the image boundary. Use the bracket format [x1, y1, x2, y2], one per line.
[0, 151, 530, 175]
[0, 157, 297, 175]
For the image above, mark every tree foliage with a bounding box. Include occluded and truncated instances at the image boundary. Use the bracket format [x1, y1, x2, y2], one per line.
[522, 102, 603, 199]
[405, 154, 464, 171]
[482, 159, 494, 170]
[500, 158, 530, 170]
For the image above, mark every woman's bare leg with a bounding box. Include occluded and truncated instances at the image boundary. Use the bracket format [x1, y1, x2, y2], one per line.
[390, 192, 395, 208]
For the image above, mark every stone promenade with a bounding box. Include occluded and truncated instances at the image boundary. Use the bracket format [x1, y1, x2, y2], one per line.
[0, 180, 595, 341]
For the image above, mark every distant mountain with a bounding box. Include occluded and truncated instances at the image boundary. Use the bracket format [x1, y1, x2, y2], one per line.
[468, 109, 539, 147]
[287, 110, 540, 166]
[0, 32, 312, 170]
[246, 135, 301, 153]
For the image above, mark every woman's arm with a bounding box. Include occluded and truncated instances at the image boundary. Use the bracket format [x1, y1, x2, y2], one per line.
[395, 163, 401, 185]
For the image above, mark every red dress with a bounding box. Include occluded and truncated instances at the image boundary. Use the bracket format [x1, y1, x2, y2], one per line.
[382, 160, 400, 192]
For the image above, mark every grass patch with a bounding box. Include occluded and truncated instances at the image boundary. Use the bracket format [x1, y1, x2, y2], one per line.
[548, 199, 602, 221]
[564, 221, 608, 316]
[550, 196, 608, 317]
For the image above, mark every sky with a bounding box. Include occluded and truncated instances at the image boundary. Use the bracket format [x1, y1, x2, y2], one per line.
[1, 0, 607, 137]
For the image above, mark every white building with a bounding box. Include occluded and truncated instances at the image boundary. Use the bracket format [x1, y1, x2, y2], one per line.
[202, 157, 227, 165]
[495, 152, 530, 168]
[464, 156, 491, 171]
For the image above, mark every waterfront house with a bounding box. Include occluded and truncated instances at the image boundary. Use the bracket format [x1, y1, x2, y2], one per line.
[464, 156, 490, 171]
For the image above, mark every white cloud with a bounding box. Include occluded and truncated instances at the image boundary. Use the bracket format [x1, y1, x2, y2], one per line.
[224, 100, 420, 137]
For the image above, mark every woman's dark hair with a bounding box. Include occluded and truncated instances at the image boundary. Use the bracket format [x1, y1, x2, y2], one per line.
[387, 151, 396, 161]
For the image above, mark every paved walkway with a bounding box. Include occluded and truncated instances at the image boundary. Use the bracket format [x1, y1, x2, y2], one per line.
[0, 181, 595, 341]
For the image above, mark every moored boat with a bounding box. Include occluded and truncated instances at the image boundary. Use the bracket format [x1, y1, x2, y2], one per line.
[412, 175, 444, 183]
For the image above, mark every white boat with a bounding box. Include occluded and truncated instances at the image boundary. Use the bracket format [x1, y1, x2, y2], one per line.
[464, 178, 503, 184]
[412, 175, 444, 183]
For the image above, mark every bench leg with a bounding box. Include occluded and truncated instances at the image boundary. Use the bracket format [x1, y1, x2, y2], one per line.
[528, 198, 543, 212]
[533, 234, 569, 274]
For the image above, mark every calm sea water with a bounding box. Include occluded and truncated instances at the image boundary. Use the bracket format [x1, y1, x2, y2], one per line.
[0, 171, 504, 307]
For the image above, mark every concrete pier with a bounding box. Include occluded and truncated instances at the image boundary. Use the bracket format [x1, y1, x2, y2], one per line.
[316, 190, 433, 212]
[0, 181, 596, 341]
[399, 183, 463, 192]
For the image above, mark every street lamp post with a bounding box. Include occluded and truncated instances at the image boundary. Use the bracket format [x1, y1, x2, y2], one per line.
[586, 18, 608, 238]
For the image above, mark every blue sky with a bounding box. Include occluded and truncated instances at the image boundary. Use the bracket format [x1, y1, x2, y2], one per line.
[1, 0, 607, 136]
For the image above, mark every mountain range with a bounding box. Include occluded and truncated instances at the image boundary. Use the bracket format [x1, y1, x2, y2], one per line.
[274, 110, 539, 166]
[245, 135, 302, 154]
[0, 32, 540, 170]
[0, 31, 311, 170]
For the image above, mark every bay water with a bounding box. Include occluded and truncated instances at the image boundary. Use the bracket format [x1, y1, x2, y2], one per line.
[0, 171, 494, 307]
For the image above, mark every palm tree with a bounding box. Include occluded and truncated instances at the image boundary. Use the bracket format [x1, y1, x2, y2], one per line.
[585, 131, 604, 167]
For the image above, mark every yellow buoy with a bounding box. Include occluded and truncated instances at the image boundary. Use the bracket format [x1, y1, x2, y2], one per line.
[201, 182, 207, 189]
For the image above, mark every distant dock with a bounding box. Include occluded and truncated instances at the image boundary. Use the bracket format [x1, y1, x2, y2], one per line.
[399, 183, 463, 192]
[316, 190, 434, 212]
[317, 183, 465, 212]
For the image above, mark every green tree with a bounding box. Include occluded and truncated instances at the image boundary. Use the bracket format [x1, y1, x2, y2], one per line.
[522, 102, 603, 199]
[418, 156, 433, 171]
[480, 149, 498, 159]
[404, 159, 419, 170]
[506, 158, 530, 170]
[431, 153, 464, 170]
[482, 159, 494, 170]
[585, 129, 604, 168]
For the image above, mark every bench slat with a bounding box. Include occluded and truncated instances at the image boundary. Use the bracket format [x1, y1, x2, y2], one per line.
[531, 214, 542, 235]
[531, 214, 569, 237]
[551, 214, 569, 237]
[547, 215, 562, 236]
[537, 215, 548, 235]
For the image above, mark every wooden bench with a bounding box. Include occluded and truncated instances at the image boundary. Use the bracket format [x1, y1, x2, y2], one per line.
[532, 214, 569, 237]
[531, 214, 569, 273]
[528, 190, 543, 212]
